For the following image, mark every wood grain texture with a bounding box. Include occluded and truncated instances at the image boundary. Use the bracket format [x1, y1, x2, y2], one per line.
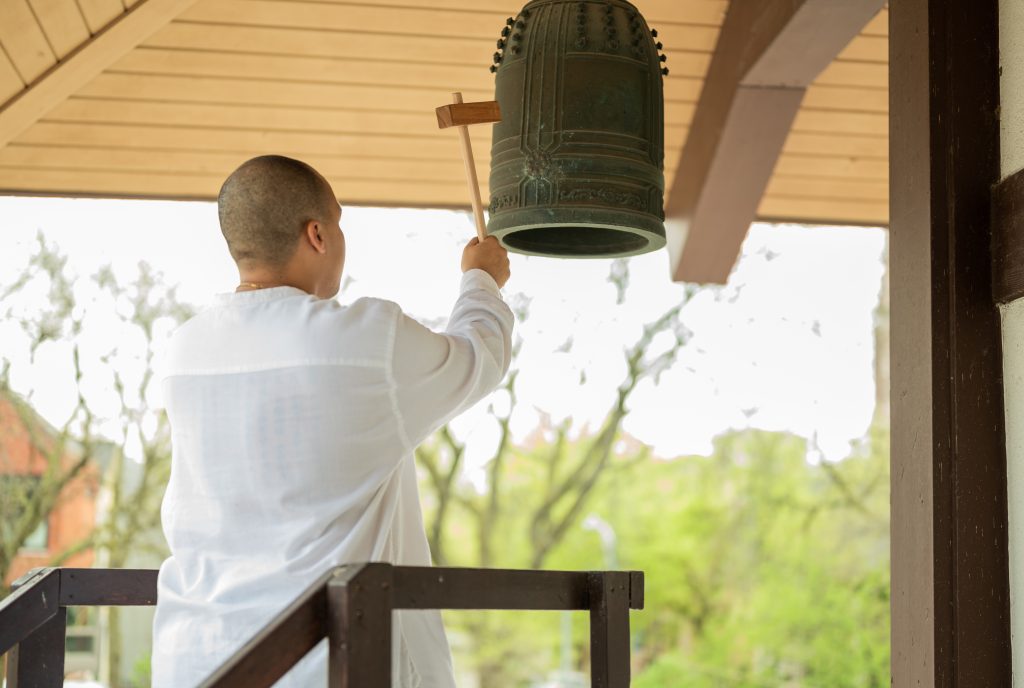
[58, 568, 158, 606]
[0, 0, 201, 149]
[890, 0, 1011, 684]
[436, 100, 500, 129]
[77, 0, 126, 33]
[0, 569, 60, 656]
[28, 0, 91, 58]
[0, 50, 25, 101]
[0, 0, 57, 83]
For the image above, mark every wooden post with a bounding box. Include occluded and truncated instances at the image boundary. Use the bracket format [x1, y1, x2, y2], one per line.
[588, 571, 630, 688]
[327, 563, 393, 688]
[889, 0, 1010, 685]
[5, 571, 66, 688]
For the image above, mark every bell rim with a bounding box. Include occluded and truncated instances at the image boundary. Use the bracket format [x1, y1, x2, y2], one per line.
[488, 220, 666, 259]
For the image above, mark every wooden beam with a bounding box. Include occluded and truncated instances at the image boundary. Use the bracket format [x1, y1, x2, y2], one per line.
[0, 0, 199, 149]
[666, 0, 884, 284]
[890, 0, 1011, 684]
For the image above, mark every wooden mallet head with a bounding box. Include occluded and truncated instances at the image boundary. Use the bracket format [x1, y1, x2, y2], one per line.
[436, 92, 502, 241]
[435, 98, 502, 130]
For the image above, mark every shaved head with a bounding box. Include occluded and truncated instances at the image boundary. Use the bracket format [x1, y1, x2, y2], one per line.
[218, 155, 337, 268]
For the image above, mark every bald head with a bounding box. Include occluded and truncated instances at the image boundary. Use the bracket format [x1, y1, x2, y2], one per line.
[218, 155, 337, 268]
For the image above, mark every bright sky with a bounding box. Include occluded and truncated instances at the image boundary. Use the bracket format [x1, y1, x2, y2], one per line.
[0, 195, 886, 467]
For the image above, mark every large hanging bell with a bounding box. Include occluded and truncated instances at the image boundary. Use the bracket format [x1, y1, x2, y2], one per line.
[487, 0, 667, 258]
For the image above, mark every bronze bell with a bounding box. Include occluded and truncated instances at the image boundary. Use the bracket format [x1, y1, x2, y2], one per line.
[487, 0, 667, 258]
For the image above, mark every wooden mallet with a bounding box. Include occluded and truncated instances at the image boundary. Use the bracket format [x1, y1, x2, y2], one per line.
[436, 92, 502, 241]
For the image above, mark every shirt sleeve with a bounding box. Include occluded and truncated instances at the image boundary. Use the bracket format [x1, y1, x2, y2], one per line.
[390, 268, 515, 450]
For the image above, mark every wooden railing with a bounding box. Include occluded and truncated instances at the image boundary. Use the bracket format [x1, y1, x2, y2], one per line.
[1, 564, 644, 687]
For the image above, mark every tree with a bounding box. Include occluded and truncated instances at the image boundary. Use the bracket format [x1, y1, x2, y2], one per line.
[0, 235, 193, 686]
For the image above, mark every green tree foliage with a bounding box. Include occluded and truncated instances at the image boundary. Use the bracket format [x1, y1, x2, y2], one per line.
[625, 428, 889, 687]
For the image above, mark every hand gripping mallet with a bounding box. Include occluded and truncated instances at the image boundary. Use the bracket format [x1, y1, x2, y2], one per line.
[436, 92, 502, 241]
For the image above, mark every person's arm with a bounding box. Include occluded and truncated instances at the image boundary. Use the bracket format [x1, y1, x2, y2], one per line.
[390, 238, 514, 450]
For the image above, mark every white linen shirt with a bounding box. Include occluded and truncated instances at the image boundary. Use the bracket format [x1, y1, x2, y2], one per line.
[151, 269, 514, 687]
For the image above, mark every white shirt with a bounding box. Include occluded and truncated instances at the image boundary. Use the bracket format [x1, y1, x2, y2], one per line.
[151, 269, 514, 687]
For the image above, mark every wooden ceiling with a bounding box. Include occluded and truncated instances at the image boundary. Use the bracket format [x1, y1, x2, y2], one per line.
[0, 0, 888, 227]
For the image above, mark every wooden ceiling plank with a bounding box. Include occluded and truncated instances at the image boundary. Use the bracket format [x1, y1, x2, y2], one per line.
[815, 59, 887, 89]
[147, 20, 722, 61]
[0, 0, 57, 83]
[666, 0, 884, 284]
[251, 0, 729, 28]
[757, 196, 888, 225]
[16, 120, 493, 158]
[766, 176, 887, 202]
[21, 118, 888, 165]
[803, 83, 888, 113]
[0, 145, 888, 203]
[180, 0, 519, 38]
[0, 0, 202, 149]
[75, 71, 700, 112]
[0, 51, 25, 102]
[781, 131, 887, 158]
[48, 91, 695, 131]
[111, 46, 714, 89]
[0, 143, 475, 179]
[861, 9, 888, 36]
[79, 71, 495, 110]
[792, 108, 887, 137]
[838, 34, 888, 63]
[28, 0, 91, 58]
[0, 166, 478, 206]
[77, 0, 127, 34]
[774, 153, 888, 181]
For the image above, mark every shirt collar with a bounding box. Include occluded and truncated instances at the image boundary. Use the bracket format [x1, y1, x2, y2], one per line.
[212, 286, 310, 305]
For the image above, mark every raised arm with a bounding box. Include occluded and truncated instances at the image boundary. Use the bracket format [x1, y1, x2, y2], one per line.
[390, 238, 514, 450]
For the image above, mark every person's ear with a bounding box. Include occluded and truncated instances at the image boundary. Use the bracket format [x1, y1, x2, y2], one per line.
[305, 220, 327, 255]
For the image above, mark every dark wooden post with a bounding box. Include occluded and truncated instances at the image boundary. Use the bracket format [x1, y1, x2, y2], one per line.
[588, 571, 630, 688]
[5, 570, 66, 688]
[327, 563, 393, 688]
[889, 0, 1011, 685]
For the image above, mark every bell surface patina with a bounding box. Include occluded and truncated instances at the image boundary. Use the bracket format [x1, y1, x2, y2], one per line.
[487, 0, 667, 258]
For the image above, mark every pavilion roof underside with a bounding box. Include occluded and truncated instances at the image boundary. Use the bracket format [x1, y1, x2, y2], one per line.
[0, 0, 888, 227]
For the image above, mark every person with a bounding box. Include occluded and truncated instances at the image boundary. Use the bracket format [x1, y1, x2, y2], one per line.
[151, 155, 513, 687]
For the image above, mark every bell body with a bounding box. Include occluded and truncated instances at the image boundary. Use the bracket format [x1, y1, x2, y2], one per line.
[488, 0, 667, 258]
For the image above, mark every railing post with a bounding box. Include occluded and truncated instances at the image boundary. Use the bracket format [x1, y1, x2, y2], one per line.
[327, 563, 393, 688]
[588, 571, 630, 688]
[5, 570, 66, 688]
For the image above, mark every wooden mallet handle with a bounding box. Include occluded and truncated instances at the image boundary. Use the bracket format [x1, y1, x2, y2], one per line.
[436, 92, 501, 242]
[451, 92, 487, 241]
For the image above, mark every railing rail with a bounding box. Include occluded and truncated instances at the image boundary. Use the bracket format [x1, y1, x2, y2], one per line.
[1, 565, 643, 687]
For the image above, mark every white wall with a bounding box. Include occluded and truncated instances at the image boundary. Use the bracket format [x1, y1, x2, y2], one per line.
[1000, 1, 1024, 683]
